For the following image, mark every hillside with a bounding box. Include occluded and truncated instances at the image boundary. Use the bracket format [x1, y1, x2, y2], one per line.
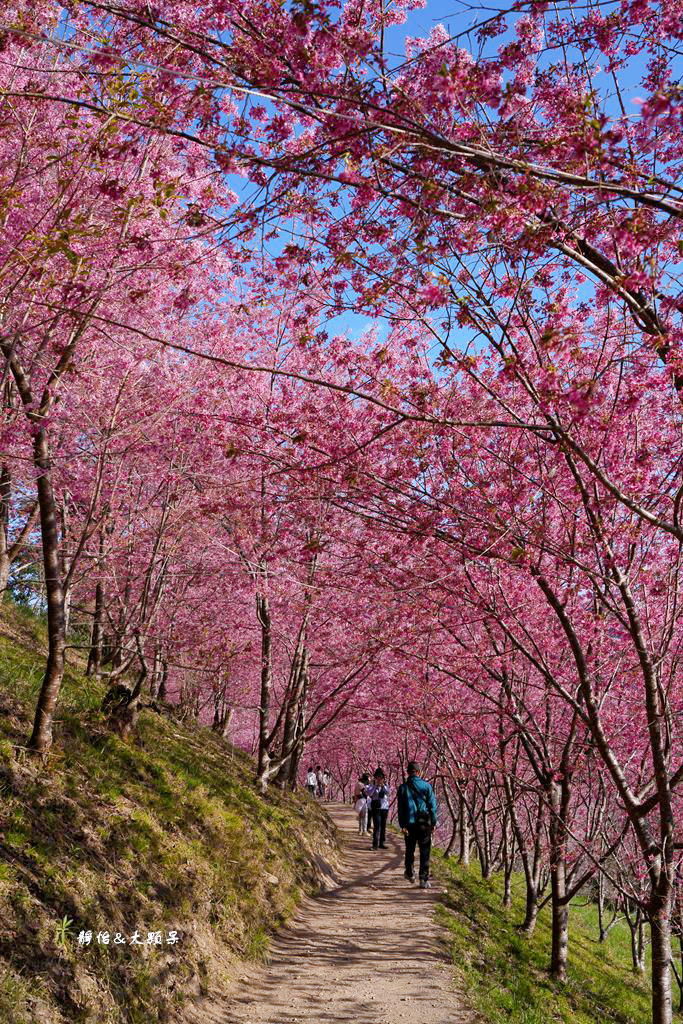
[433, 852, 653, 1024]
[0, 600, 339, 1024]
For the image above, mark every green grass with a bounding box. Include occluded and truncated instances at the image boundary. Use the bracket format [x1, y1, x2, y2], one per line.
[433, 851, 652, 1024]
[0, 598, 338, 1024]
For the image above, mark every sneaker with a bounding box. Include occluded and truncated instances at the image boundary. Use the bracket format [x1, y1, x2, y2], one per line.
[419, 879, 431, 889]
[379, 843, 388, 849]
[404, 871, 415, 883]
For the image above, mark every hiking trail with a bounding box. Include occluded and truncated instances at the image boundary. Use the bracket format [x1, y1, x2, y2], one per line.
[199, 802, 476, 1024]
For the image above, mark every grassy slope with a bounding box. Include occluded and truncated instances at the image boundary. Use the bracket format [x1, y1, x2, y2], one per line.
[0, 600, 338, 1024]
[433, 850, 652, 1024]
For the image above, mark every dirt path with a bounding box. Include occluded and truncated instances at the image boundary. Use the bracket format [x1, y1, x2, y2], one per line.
[210, 802, 475, 1024]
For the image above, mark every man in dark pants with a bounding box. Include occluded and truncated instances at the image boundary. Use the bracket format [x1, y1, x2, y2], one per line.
[397, 761, 438, 888]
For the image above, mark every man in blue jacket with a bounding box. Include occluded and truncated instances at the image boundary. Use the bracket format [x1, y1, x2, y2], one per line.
[397, 761, 438, 888]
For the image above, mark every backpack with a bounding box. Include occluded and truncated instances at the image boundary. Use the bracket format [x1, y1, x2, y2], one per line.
[407, 778, 432, 832]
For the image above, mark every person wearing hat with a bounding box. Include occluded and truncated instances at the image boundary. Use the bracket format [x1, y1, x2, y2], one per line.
[366, 767, 390, 849]
[397, 761, 438, 887]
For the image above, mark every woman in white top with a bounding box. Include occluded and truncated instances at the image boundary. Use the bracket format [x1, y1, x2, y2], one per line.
[305, 766, 317, 796]
[353, 773, 370, 834]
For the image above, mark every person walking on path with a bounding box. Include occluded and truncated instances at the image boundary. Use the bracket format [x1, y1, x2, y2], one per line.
[397, 761, 438, 888]
[353, 772, 370, 834]
[366, 767, 390, 849]
[305, 766, 317, 796]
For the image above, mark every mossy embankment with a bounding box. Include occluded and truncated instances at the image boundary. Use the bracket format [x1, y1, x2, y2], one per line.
[0, 600, 338, 1024]
[433, 850, 652, 1024]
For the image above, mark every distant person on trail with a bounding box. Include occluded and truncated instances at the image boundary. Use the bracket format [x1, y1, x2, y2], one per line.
[323, 768, 332, 801]
[366, 767, 390, 849]
[305, 766, 317, 796]
[397, 761, 438, 888]
[316, 765, 324, 798]
[353, 772, 370, 834]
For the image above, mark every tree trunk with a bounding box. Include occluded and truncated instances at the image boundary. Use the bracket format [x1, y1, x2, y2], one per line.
[287, 686, 308, 789]
[629, 921, 643, 974]
[638, 916, 646, 975]
[0, 466, 10, 595]
[149, 644, 161, 698]
[86, 580, 104, 678]
[480, 791, 492, 880]
[158, 660, 168, 702]
[624, 899, 646, 974]
[458, 793, 470, 866]
[502, 817, 514, 909]
[504, 778, 544, 936]
[523, 886, 539, 935]
[549, 780, 569, 981]
[597, 871, 607, 942]
[550, 868, 569, 981]
[61, 506, 72, 635]
[255, 589, 273, 790]
[650, 889, 674, 1024]
[220, 708, 233, 739]
[28, 428, 66, 753]
[441, 782, 459, 858]
[276, 639, 308, 787]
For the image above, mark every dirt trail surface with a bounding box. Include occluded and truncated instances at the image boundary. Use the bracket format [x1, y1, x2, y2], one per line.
[209, 802, 475, 1024]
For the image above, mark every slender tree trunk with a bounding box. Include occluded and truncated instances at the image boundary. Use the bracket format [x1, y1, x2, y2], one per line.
[287, 683, 308, 789]
[442, 782, 459, 858]
[638, 916, 646, 975]
[86, 580, 104, 678]
[458, 793, 471, 866]
[597, 870, 607, 942]
[480, 791, 492, 879]
[629, 919, 643, 974]
[149, 644, 161, 698]
[61, 501, 72, 635]
[276, 639, 308, 787]
[158, 659, 168, 702]
[255, 589, 273, 790]
[504, 777, 544, 935]
[523, 886, 539, 935]
[28, 428, 66, 753]
[275, 550, 316, 789]
[0, 466, 10, 595]
[111, 620, 127, 669]
[502, 816, 514, 908]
